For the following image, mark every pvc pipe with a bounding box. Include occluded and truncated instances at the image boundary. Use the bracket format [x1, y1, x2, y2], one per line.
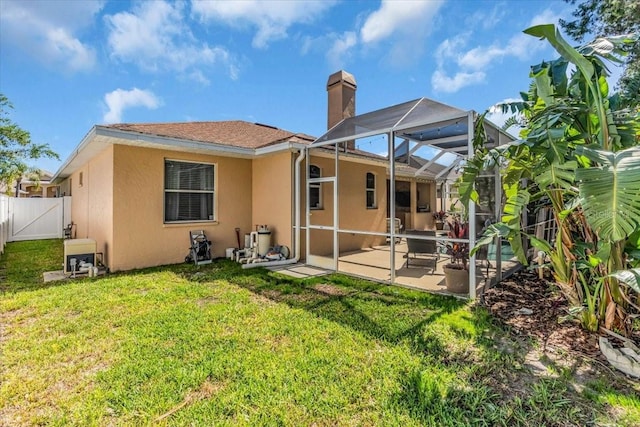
[242, 258, 299, 269]
[293, 147, 305, 261]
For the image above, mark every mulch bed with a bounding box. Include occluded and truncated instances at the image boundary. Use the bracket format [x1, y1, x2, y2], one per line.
[482, 270, 603, 359]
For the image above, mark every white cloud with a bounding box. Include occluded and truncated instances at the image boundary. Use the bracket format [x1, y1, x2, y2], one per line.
[326, 32, 358, 69]
[359, 0, 444, 65]
[529, 8, 561, 27]
[486, 99, 524, 138]
[105, 1, 238, 83]
[434, 34, 469, 67]
[360, 0, 444, 44]
[431, 69, 486, 93]
[103, 88, 162, 124]
[431, 8, 560, 93]
[466, 2, 507, 30]
[191, 0, 337, 49]
[0, 0, 103, 72]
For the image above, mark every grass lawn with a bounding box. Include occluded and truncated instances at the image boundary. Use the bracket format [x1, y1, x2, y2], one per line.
[1, 240, 638, 426]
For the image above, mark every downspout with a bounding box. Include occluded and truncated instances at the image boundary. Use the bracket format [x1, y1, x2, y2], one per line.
[242, 147, 305, 269]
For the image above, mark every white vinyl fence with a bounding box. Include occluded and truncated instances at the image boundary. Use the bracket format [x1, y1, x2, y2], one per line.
[0, 195, 8, 254]
[1, 196, 71, 247]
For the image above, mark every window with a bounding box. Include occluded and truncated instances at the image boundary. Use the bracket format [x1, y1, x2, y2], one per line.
[79, 172, 83, 187]
[366, 172, 377, 208]
[309, 164, 322, 209]
[164, 160, 215, 223]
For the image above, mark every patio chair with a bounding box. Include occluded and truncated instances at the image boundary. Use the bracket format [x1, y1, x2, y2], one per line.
[405, 230, 439, 273]
[386, 218, 404, 244]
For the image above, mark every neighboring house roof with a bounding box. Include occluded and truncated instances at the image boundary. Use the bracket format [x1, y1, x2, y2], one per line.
[20, 169, 54, 184]
[106, 121, 316, 149]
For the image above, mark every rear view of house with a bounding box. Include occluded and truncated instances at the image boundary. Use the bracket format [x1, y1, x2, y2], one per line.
[52, 70, 512, 298]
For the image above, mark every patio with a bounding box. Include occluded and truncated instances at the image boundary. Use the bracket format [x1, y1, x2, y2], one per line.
[303, 97, 518, 298]
[302, 240, 520, 295]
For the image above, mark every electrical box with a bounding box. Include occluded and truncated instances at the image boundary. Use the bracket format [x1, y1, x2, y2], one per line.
[64, 238, 96, 274]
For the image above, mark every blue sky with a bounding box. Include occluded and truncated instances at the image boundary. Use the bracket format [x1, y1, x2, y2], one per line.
[1, 0, 585, 174]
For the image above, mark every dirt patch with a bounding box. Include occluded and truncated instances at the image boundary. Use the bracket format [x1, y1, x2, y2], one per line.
[311, 283, 350, 297]
[196, 296, 220, 307]
[155, 379, 226, 422]
[250, 291, 278, 305]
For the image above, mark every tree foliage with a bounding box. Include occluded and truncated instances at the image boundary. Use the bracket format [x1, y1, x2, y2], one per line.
[561, 0, 640, 106]
[0, 94, 58, 191]
[461, 25, 640, 336]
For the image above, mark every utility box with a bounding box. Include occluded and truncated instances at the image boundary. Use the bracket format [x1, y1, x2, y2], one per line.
[64, 238, 96, 274]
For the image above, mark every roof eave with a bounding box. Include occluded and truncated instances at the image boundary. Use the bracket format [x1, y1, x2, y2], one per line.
[52, 126, 306, 183]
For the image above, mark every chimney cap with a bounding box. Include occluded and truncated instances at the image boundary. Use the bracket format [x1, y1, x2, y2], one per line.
[327, 70, 356, 89]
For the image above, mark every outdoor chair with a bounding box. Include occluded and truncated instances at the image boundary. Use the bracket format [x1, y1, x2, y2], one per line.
[386, 218, 404, 244]
[405, 229, 440, 273]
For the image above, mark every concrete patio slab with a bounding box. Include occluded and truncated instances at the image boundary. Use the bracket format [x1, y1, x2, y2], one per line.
[269, 264, 331, 279]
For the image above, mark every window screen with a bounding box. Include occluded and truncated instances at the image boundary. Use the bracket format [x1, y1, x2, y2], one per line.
[164, 160, 215, 222]
[309, 164, 322, 209]
[366, 172, 376, 208]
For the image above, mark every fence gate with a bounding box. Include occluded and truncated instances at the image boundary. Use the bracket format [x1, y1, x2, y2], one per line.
[8, 197, 71, 242]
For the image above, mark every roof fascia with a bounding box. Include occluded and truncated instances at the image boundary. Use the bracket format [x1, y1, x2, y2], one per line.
[51, 126, 98, 183]
[255, 141, 307, 156]
[96, 126, 254, 156]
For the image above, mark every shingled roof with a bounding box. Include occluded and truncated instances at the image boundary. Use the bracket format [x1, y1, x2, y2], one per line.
[105, 120, 316, 149]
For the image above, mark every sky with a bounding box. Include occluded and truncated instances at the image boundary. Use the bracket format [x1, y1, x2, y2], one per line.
[0, 0, 593, 174]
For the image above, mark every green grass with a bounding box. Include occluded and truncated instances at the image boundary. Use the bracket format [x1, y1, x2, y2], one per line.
[1, 240, 639, 426]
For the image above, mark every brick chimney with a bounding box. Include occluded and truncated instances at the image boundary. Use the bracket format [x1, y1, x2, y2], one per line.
[327, 70, 356, 150]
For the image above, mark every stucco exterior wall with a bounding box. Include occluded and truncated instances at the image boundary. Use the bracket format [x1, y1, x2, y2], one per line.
[110, 145, 253, 271]
[251, 152, 294, 250]
[302, 154, 387, 257]
[65, 145, 114, 265]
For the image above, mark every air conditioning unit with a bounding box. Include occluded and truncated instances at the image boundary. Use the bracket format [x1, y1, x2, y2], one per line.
[64, 238, 96, 274]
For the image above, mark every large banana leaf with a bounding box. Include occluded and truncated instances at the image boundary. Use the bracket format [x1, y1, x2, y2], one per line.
[524, 24, 594, 82]
[575, 146, 640, 242]
[534, 160, 577, 191]
[609, 268, 640, 294]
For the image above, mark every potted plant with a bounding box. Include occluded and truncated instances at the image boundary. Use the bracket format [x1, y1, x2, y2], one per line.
[432, 210, 446, 230]
[443, 216, 469, 293]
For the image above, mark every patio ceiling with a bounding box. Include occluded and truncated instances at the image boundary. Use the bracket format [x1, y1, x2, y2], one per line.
[310, 97, 515, 170]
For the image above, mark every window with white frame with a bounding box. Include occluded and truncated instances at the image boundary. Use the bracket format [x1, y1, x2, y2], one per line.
[164, 159, 215, 223]
[309, 164, 322, 209]
[366, 172, 377, 208]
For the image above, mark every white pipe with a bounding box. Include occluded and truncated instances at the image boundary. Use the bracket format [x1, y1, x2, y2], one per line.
[242, 148, 305, 270]
[293, 147, 305, 261]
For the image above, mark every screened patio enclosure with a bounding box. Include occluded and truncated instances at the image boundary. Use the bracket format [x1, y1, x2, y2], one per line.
[303, 98, 517, 298]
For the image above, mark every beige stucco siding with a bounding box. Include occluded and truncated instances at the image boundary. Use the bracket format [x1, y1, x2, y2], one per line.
[251, 152, 294, 250]
[65, 145, 114, 266]
[110, 144, 253, 271]
[302, 154, 387, 257]
[338, 160, 387, 251]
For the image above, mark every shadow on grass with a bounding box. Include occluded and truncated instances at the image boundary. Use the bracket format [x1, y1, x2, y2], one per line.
[183, 260, 619, 426]
[196, 260, 464, 350]
[4, 240, 633, 425]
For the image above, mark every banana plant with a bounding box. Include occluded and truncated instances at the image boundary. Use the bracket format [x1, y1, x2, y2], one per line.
[460, 25, 640, 335]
